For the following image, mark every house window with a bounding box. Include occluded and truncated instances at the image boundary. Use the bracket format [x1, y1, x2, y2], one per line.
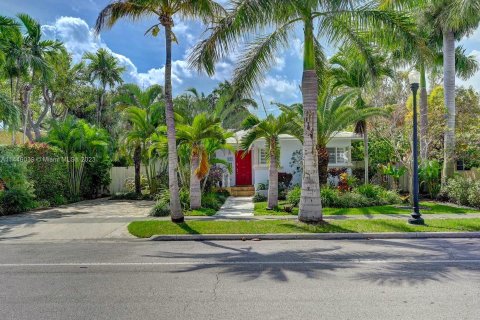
[328, 147, 348, 164]
[258, 148, 267, 165]
[456, 160, 465, 171]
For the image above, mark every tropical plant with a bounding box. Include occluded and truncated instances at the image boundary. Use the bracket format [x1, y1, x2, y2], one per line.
[116, 84, 165, 194]
[330, 46, 392, 184]
[191, 0, 419, 222]
[240, 112, 301, 209]
[83, 48, 125, 125]
[419, 159, 442, 198]
[281, 79, 388, 186]
[175, 113, 227, 209]
[423, 0, 480, 182]
[380, 163, 407, 191]
[95, 0, 225, 223]
[14, 14, 63, 142]
[45, 116, 110, 198]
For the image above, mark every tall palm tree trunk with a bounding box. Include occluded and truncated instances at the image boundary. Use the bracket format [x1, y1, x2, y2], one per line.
[419, 63, 428, 161]
[133, 145, 141, 195]
[299, 18, 322, 223]
[190, 149, 202, 210]
[362, 123, 369, 184]
[317, 145, 329, 185]
[164, 22, 183, 222]
[267, 142, 279, 209]
[442, 29, 456, 184]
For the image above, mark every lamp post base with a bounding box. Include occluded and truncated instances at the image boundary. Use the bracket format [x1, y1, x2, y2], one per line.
[408, 214, 425, 225]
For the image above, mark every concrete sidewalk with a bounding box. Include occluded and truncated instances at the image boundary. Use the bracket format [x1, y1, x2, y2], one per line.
[214, 197, 254, 217]
[0, 198, 154, 242]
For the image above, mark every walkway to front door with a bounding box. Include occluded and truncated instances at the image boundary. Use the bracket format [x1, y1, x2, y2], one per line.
[215, 197, 254, 217]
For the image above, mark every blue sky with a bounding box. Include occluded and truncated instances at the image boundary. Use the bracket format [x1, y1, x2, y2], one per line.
[2, 0, 480, 115]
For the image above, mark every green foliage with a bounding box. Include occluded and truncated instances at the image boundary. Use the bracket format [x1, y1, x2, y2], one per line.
[253, 193, 267, 203]
[150, 200, 170, 217]
[444, 176, 476, 207]
[286, 186, 301, 207]
[201, 192, 228, 210]
[0, 146, 32, 191]
[419, 160, 442, 198]
[111, 192, 152, 200]
[319, 185, 401, 208]
[20, 143, 69, 204]
[0, 188, 35, 215]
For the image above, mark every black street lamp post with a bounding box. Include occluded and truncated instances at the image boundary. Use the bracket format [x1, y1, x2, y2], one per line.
[408, 70, 424, 225]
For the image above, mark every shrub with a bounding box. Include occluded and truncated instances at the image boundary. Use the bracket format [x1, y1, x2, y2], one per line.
[179, 187, 190, 209]
[124, 175, 149, 193]
[336, 192, 371, 208]
[320, 187, 340, 207]
[445, 176, 471, 206]
[467, 181, 480, 208]
[150, 200, 170, 217]
[110, 192, 152, 200]
[286, 186, 301, 207]
[356, 184, 383, 200]
[201, 192, 222, 210]
[20, 143, 69, 204]
[380, 190, 402, 205]
[0, 188, 36, 215]
[253, 193, 267, 203]
[81, 155, 112, 199]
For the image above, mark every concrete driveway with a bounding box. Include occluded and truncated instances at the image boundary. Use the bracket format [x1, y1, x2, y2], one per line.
[0, 198, 154, 242]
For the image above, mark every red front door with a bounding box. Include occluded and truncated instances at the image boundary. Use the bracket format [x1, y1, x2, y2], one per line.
[235, 151, 252, 185]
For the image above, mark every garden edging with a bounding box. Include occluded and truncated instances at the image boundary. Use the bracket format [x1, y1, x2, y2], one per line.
[149, 232, 480, 241]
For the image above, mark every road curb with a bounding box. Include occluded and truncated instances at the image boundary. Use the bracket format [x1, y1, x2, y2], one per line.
[150, 232, 480, 241]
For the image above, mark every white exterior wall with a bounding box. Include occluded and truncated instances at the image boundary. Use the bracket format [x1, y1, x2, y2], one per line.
[220, 133, 359, 187]
[214, 149, 236, 187]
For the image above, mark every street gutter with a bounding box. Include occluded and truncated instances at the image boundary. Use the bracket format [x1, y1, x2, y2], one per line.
[150, 232, 480, 241]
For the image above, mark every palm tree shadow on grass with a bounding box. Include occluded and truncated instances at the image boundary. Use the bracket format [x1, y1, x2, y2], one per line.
[144, 239, 480, 285]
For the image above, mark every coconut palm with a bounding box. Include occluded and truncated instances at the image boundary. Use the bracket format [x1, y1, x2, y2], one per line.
[190, 0, 420, 222]
[175, 113, 227, 209]
[15, 14, 63, 143]
[240, 113, 302, 209]
[330, 46, 393, 184]
[83, 48, 125, 125]
[423, 0, 480, 183]
[116, 84, 165, 194]
[95, 0, 225, 222]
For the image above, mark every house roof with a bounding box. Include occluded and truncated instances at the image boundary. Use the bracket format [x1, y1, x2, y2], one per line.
[226, 130, 362, 144]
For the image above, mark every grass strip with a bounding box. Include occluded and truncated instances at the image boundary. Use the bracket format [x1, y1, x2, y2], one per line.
[128, 218, 480, 238]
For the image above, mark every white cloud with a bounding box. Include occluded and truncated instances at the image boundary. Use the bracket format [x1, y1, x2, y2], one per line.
[42, 16, 193, 87]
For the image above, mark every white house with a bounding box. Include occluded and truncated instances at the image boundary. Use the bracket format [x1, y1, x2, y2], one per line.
[215, 130, 362, 191]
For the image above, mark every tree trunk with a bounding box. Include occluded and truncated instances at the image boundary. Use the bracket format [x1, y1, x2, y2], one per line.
[133, 145, 142, 195]
[189, 149, 202, 210]
[419, 63, 428, 161]
[298, 17, 322, 223]
[22, 84, 32, 144]
[267, 142, 279, 209]
[317, 145, 329, 185]
[363, 123, 369, 184]
[164, 23, 183, 222]
[442, 29, 456, 184]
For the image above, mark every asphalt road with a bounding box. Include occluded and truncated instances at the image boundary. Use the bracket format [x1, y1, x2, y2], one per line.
[1, 238, 479, 320]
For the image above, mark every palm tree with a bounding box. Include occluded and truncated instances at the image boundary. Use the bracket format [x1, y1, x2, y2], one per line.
[115, 84, 165, 194]
[83, 48, 125, 125]
[95, 0, 225, 223]
[240, 113, 301, 209]
[423, 0, 480, 183]
[46, 116, 109, 198]
[330, 46, 393, 184]
[391, 11, 478, 162]
[0, 92, 19, 130]
[190, 0, 420, 222]
[15, 14, 63, 143]
[281, 80, 388, 186]
[175, 113, 226, 209]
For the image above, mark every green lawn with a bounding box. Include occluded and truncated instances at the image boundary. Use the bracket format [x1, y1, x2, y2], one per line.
[184, 208, 217, 216]
[128, 218, 480, 238]
[254, 201, 480, 216]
